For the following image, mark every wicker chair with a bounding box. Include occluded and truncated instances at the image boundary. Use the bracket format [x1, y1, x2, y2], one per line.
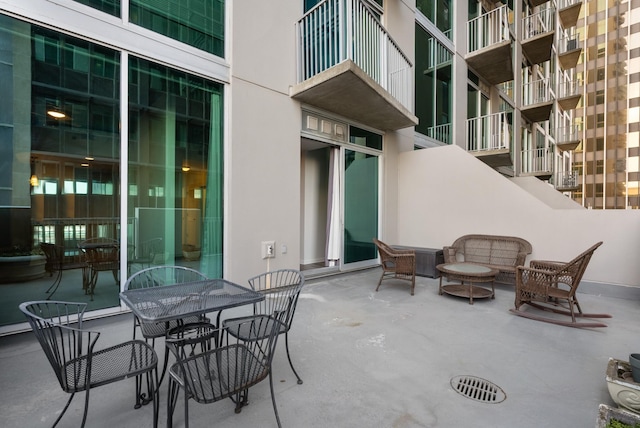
[510, 241, 611, 328]
[124, 266, 213, 380]
[19, 300, 159, 428]
[166, 316, 284, 427]
[223, 269, 305, 385]
[373, 238, 416, 295]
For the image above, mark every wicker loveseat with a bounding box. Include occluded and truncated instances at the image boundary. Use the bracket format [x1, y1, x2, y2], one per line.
[443, 234, 532, 285]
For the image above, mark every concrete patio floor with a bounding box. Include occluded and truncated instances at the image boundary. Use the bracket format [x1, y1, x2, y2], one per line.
[1, 268, 639, 428]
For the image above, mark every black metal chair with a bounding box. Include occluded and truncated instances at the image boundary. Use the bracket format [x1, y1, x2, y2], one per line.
[124, 266, 213, 380]
[223, 269, 305, 384]
[166, 316, 284, 428]
[19, 300, 159, 428]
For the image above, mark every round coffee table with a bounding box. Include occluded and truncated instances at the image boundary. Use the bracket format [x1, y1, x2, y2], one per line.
[437, 263, 498, 305]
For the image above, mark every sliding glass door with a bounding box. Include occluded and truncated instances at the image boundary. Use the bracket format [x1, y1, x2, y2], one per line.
[343, 149, 378, 265]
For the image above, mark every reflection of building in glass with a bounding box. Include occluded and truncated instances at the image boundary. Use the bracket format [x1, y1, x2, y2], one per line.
[574, 1, 640, 209]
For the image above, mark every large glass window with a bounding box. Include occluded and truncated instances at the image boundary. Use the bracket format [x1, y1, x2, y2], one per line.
[415, 25, 452, 143]
[130, 0, 225, 57]
[127, 57, 224, 280]
[416, 0, 453, 38]
[0, 14, 224, 328]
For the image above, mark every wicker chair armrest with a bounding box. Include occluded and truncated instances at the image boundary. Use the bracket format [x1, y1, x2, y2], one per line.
[390, 249, 415, 257]
[442, 246, 456, 263]
[529, 260, 564, 271]
[515, 265, 557, 293]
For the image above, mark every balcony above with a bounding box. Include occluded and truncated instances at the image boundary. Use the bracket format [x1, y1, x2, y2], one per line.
[558, 34, 582, 70]
[530, 0, 551, 6]
[291, 61, 417, 131]
[294, 0, 417, 131]
[522, 78, 553, 122]
[466, 6, 513, 85]
[557, 79, 582, 111]
[466, 112, 513, 168]
[466, 41, 513, 85]
[521, 31, 554, 65]
[521, 9, 555, 65]
[555, 171, 580, 191]
[559, 0, 582, 29]
[473, 149, 513, 168]
[556, 125, 581, 152]
[521, 147, 553, 180]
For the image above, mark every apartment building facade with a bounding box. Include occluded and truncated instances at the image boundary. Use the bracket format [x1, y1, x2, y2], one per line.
[0, 0, 635, 333]
[573, 0, 640, 209]
[0, 0, 422, 332]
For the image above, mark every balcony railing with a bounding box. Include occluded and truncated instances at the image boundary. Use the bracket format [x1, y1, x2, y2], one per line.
[522, 77, 553, 107]
[426, 37, 452, 70]
[557, 78, 581, 98]
[555, 170, 579, 190]
[467, 5, 510, 54]
[296, 0, 412, 111]
[556, 125, 581, 144]
[521, 147, 553, 175]
[466, 112, 512, 152]
[558, 32, 581, 55]
[522, 7, 555, 40]
[427, 123, 452, 145]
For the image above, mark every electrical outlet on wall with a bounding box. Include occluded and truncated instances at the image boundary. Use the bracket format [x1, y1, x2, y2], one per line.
[261, 241, 275, 259]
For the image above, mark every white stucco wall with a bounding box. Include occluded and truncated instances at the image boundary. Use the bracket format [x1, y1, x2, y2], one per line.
[226, 3, 302, 283]
[396, 145, 640, 289]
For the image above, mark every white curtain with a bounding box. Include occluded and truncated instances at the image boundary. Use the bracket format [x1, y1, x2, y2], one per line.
[325, 147, 341, 266]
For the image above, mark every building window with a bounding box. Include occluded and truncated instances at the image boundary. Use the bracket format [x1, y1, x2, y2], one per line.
[72, 0, 120, 16]
[416, 0, 453, 39]
[129, 0, 225, 57]
[415, 24, 453, 143]
[0, 14, 223, 327]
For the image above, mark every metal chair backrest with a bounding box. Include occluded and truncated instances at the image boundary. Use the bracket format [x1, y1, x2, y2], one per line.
[125, 265, 208, 290]
[247, 269, 304, 334]
[167, 315, 282, 404]
[19, 301, 98, 392]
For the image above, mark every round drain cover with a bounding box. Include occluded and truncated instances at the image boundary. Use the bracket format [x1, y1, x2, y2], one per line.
[450, 375, 506, 404]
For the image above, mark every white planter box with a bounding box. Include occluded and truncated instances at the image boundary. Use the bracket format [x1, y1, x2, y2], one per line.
[606, 358, 640, 414]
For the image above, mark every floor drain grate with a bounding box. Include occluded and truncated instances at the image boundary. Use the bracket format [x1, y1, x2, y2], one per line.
[450, 375, 506, 404]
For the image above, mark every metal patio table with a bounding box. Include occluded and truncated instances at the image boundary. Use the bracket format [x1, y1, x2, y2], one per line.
[120, 278, 265, 384]
[120, 278, 264, 326]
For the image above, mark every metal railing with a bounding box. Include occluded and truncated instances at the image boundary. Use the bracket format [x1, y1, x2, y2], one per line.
[555, 170, 579, 190]
[296, 0, 413, 111]
[467, 5, 510, 54]
[557, 77, 581, 99]
[558, 31, 581, 55]
[427, 123, 452, 145]
[522, 7, 555, 40]
[426, 37, 452, 70]
[522, 77, 553, 106]
[521, 147, 553, 175]
[466, 112, 512, 152]
[556, 124, 581, 144]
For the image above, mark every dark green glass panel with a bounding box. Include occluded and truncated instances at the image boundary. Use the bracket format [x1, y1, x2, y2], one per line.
[349, 126, 382, 150]
[130, 0, 224, 57]
[344, 150, 378, 264]
[72, 0, 120, 17]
